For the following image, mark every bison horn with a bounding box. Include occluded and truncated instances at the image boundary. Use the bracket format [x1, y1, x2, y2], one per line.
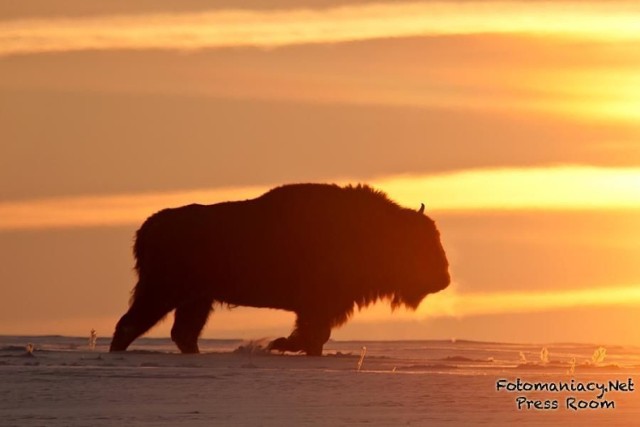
[418, 203, 425, 214]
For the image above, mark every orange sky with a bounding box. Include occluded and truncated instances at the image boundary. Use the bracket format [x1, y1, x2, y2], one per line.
[0, 0, 638, 345]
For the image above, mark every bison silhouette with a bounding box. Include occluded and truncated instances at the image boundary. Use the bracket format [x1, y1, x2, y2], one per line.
[110, 183, 450, 355]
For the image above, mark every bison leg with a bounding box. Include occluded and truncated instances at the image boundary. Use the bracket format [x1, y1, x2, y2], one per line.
[110, 294, 174, 352]
[171, 297, 214, 354]
[269, 316, 331, 356]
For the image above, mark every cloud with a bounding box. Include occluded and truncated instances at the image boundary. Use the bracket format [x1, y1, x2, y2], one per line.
[1, 166, 640, 231]
[0, 185, 267, 231]
[2, 2, 640, 57]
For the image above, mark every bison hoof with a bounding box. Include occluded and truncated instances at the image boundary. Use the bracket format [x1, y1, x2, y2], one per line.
[304, 344, 323, 357]
[177, 344, 200, 354]
[109, 343, 126, 352]
[268, 337, 302, 354]
[268, 337, 324, 356]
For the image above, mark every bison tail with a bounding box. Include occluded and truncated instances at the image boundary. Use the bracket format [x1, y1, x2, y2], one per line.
[131, 213, 163, 303]
[133, 226, 146, 274]
[130, 228, 146, 306]
[131, 210, 176, 305]
[133, 212, 161, 274]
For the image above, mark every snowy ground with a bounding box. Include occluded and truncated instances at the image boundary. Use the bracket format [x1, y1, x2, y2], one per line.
[1, 337, 638, 426]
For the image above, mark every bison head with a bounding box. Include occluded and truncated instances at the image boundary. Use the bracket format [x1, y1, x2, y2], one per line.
[389, 203, 450, 310]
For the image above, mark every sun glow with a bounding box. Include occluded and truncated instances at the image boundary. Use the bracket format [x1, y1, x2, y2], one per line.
[375, 166, 640, 212]
[352, 284, 640, 320]
[1, 166, 640, 231]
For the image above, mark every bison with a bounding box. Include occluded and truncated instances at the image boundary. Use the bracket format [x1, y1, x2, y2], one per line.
[110, 183, 450, 355]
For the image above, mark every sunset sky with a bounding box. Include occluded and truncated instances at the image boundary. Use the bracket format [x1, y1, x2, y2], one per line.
[1, 0, 639, 345]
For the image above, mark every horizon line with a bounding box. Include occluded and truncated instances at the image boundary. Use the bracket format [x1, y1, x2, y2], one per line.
[0, 334, 632, 348]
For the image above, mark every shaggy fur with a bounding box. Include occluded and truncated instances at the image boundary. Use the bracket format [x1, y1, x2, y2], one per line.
[110, 183, 450, 355]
